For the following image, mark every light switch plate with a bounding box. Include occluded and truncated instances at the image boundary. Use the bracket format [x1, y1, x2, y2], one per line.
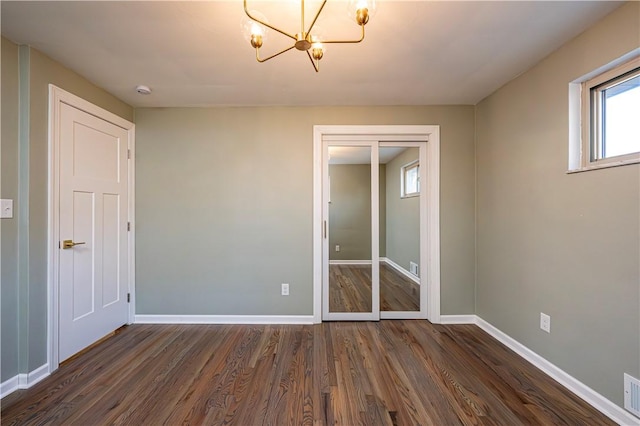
[0, 199, 13, 219]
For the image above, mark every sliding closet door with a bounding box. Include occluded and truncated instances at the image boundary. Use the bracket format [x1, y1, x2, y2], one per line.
[322, 141, 380, 321]
[379, 142, 428, 319]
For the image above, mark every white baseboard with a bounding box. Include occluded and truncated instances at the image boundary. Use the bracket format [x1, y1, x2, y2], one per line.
[135, 315, 315, 325]
[474, 316, 639, 426]
[381, 257, 420, 285]
[329, 260, 372, 265]
[439, 314, 476, 324]
[0, 375, 20, 399]
[0, 363, 50, 399]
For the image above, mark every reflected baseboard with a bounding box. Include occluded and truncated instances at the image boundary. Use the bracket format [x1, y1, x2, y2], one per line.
[329, 260, 372, 265]
[381, 257, 420, 285]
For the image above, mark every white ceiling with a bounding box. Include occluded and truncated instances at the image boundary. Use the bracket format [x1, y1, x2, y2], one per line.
[1, 1, 623, 108]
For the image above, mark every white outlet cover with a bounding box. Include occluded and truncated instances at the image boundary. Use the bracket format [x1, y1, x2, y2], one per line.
[540, 313, 551, 333]
[1, 199, 13, 219]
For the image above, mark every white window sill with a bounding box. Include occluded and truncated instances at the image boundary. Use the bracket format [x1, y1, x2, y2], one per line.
[401, 193, 420, 199]
[567, 157, 640, 174]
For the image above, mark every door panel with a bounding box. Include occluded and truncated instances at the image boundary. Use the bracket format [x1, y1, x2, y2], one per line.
[59, 103, 129, 362]
[323, 142, 379, 321]
[73, 122, 120, 181]
[71, 191, 95, 320]
[379, 146, 421, 313]
[328, 147, 372, 313]
[102, 193, 120, 307]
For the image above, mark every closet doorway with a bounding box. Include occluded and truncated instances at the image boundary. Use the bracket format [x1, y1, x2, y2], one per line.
[312, 126, 441, 323]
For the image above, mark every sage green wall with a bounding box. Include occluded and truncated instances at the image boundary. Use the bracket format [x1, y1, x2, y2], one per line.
[135, 106, 476, 315]
[385, 148, 420, 274]
[475, 2, 640, 408]
[329, 164, 372, 261]
[0, 40, 133, 376]
[1, 37, 20, 382]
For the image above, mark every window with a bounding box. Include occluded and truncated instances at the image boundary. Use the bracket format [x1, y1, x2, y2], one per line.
[401, 160, 419, 197]
[574, 56, 640, 171]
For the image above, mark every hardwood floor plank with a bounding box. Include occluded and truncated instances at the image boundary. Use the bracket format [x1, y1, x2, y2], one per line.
[1, 321, 616, 426]
[397, 321, 523, 425]
[445, 325, 609, 425]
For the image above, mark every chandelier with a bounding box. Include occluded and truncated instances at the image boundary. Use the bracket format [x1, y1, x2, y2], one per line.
[242, 0, 377, 72]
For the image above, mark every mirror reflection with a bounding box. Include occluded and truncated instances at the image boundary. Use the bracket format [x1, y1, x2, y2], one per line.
[328, 146, 373, 313]
[379, 147, 420, 312]
[327, 145, 421, 314]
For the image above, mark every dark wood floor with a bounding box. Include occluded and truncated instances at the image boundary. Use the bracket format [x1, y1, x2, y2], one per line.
[1, 321, 614, 425]
[329, 263, 420, 313]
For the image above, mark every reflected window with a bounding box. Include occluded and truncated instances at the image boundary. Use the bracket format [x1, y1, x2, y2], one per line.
[401, 160, 419, 198]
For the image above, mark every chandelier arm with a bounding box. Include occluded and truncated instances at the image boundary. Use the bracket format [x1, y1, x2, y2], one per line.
[256, 45, 296, 63]
[322, 25, 366, 44]
[244, 0, 297, 41]
[306, 50, 320, 73]
[306, 0, 328, 36]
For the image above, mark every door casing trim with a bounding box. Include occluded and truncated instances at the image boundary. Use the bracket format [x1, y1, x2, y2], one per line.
[47, 85, 136, 372]
[312, 125, 440, 323]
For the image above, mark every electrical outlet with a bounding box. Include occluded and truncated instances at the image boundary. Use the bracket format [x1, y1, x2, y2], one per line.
[1, 199, 13, 219]
[281, 283, 289, 296]
[540, 313, 551, 333]
[335, 245, 340, 252]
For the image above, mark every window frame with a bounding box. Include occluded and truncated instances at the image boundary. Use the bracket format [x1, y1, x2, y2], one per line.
[578, 57, 640, 171]
[401, 160, 420, 198]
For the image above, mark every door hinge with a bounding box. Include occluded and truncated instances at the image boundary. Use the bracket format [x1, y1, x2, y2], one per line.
[127, 293, 130, 303]
[127, 149, 131, 159]
[127, 222, 131, 231]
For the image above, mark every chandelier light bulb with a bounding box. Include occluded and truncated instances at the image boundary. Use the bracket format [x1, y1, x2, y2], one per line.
[311, 34, 325, 60]
[356, 0, 369, 10]
[348, 0, 377, 24]
[312, 44, 324, 61]
[251, 22, 264, 37]
[310, 27, 326, 53]
[241, 10, 269, 46]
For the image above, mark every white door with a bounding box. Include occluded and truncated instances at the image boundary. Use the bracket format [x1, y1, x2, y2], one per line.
[58, 102, 130, 362]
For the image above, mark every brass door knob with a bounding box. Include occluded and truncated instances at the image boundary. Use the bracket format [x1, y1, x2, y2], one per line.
[62, 240, 86, 249]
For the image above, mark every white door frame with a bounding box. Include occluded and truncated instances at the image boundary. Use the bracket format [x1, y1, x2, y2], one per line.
[47, 85, 136, 371]
[313, 125, 440, 323]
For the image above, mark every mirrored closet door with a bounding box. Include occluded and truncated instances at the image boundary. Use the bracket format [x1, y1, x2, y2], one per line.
[322, 139, 427, 321]
[323, 142, 380, 320]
